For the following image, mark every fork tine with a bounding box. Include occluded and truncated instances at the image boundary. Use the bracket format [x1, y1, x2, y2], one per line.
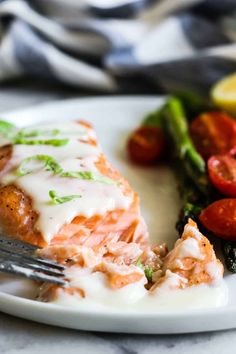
[0, 259, 66, 285]
[25, 262, 64, 276]
[0, 235, 38, 252]
[0, 235, 65, 270]
[0, 250, 64, 276]
[0, 235, 67, 285]
[28, 257, 65, 270]
[0, 249, 65, 275]
[0, 244, 65, 271]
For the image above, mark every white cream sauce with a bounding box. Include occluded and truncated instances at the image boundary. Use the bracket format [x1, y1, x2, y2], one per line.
[52, 268, 228, 311]
[206, 261, 223, 285]
[0, 122, 132, 242]
[175, 238, 205, 260]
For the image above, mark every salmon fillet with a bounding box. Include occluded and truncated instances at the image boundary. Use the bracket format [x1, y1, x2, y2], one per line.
[0, 121, 148, 249]
[0, 119, 224, 304]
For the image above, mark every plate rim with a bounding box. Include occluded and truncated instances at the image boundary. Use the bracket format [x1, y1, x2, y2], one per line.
[1, 94, 166, 119]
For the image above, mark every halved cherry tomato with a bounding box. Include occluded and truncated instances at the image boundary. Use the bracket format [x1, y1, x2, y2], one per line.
[127, 126, 164, 165]
[190, 111, 236, 160]
[208, 153, 236, 197]
[199, 199, 236, 241]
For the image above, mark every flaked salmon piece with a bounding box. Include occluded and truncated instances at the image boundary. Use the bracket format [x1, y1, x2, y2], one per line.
[104, 241, 143, 265]
[150, 219, 224, 292]
[38, 240, 144, 268]
[94, 262, 145, 289]
[38, 219, 224, 301]
[37, 243, 146, 300]
[37, 244, 102, 268]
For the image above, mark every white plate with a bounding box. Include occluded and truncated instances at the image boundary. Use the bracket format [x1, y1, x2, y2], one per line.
[0, 95, 235, 334]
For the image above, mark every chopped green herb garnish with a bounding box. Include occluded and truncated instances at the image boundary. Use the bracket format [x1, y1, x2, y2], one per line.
[0, 120, 15, 134]
[136, 259, 154, 281]
[49, 190, 82, 205]
[0, 123, 62, 143]
[0, 120, 15, 140]
[61, 171, 117, 185]
[12, 138, 69, 146]
[144, 267, 154, 282]
[15, 129, 60, 139]
[16, 155, 63, 176]
[136, 258, 143, 268]
[16, 155, 118, 187]
[61, 171, 93, 179]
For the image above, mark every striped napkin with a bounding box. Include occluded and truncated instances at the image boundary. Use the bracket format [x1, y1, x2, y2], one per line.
[0, 0, 236, 94]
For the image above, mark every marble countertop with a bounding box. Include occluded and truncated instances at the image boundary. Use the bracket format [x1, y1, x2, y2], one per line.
[0, 80, 235, 354]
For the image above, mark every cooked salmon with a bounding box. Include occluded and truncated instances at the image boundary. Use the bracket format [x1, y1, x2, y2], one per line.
[0, 119, 224, 304]
[0, 121, 148, 249]
[37, 219, 224, 302]
[150, 219, 224, 291]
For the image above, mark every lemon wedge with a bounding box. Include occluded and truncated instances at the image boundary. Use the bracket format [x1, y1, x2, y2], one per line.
[211, 73, 236, 115]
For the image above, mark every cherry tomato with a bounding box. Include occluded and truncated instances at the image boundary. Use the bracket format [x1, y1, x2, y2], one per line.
[208, 153, 236, 197]
[127, 126, 164, 165]
[199, 199, 236, 241]
[190, 111, 236, 160]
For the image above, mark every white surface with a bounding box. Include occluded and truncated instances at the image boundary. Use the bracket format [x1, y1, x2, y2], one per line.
[0, 95, 235, 334]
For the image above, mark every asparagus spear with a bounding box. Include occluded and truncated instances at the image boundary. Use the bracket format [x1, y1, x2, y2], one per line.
[162, 97, 209, 196]
[175, 173, 205, 234]
[175, 91, 214, 120]
[141, 96, 210, 231]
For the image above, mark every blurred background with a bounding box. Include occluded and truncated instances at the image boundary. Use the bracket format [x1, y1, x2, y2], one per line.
[0, 0, 236, 108]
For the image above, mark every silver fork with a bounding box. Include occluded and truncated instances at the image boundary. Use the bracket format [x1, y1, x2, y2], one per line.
[0, 235, 66, 285]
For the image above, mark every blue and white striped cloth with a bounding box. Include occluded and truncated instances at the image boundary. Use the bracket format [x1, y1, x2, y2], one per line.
[0, 0, 236, 94]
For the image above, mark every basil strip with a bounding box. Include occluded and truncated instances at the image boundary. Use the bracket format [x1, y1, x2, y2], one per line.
[15, 129, 60, 139]
[17, 156, 117, 186]
[49, 190, 82, 205]
[13, 138, 69, 146]
[61, 171, 117, 185]
[16, 155, 63, 176]
[136, 259, 154, 281]
[0, 120, 15, 134]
